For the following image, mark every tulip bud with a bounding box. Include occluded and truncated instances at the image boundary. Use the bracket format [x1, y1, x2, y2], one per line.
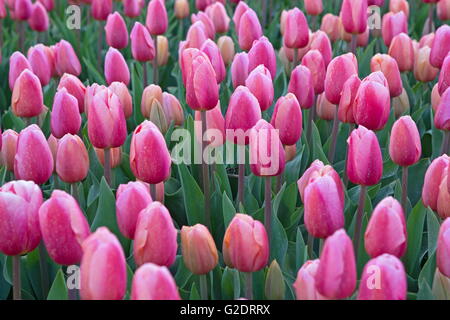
[217, 36, 234, 66]
[104, 48, 130, 86]
[437, 0, 450, 20]
[205, 2, 230, 34]
[91, 0, 112, 21]
[27, 45, 51, 86]
[238, 8, 262, 51]
[430, 25, 450, 68]
[320, 14, 340, 42]
[294, 259, 326, 300]
[370, 54, 403, 97]
[225, 86, 262, 145]
[392, 88, 410, 118]
[249, 119, 286, 177]
[51, 88, 82, 138]
[248, 36, 277, 80]
[134, 202, 177, 267]
[37, 0, 53, 11]
[315, 229, 356, 299]
[14, 0, 32, 20]
[156, 36, 169, 67]
[309, 31, 332, 67]
[146, 0, 167, 35]
[56, 134, 89, 183]
[338, 75, 360, 124]
[95, 147, 122, 168]
[347, 126, 383, 186]
[1, 129, 18, 171]
[231, 52, 249, 89]
[315, 93, 336, 121]
[124, 0, 141, 18]
[28, 2, 48, 32]
[432, 83, 441, 113]
[185, 21, 208, 49]
[301, 49, 326, 95]
[130, 120, 171, 184]
[87, 88, 127, 149]
[325, 53, 358, 105]
[12, 69, 44, 118]
[141, 84, 163, 118]
[39, 190, 90, 265]
[304, 0, 323, 16]
[8, 51, 31, 91]
[130, 22, 155, 62]
[54, 40, 82, 76]
[109, 82, 133, 119]
[265, 260, 285, 300]
[382, 11, 408, 47]
[148, 99, 167, 133]
[437, 218, 450, 277]
[223, 214, 269, 272]
[297, 160, 331, 202]
[245, 65, 274, 111]
[390, 0, 409, 17]
[284, 8, 309, 49]
[289, 65, 315, 109]
[415, 46, 439, 82]
[116, 181, 152, 239]
[389, 116, 422, 166]
[201, 39, 226, 83]
[438, 55, 450, 95]
[57, 73, 86, 113]
[105, 12, 128, 49]
[131, 263, 181, 300]
[388, 33, 414, 72]
[47, 134, 58, 170]
[191, 11, 215, 40]
[0, 180, 42, 256]
[162, 92, 184, 127]
[233, 1, 249, 31]
[422, 155, 450, 212]
[174, 0, 189, 19]
[85, 84, 108, 115]
[435, 88, 450, 131]
[194, 102, 225, 147]
[270, 93, 302, 146]
[340, 0, 368, 34]
[80, 227, 127, 300]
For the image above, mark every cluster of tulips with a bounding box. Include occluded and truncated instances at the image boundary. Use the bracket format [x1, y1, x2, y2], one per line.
[0, 0, 449, 301]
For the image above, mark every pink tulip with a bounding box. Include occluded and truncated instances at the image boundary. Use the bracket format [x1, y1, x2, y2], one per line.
[438, 55, 450, 95]
[146, 0, 167, 35]
[430, 25, 450, 68]
[231, 52, 249, 89]
[325, 53, 358, 105]
[56, 134, 89, 183]
[340, 0, 368, 34]
[223, 214, 269, 272]
[419, 33, 435, 49]
[309, 31, 332, 67]
[233, 1, 249, 31]
[347, 126, 383, 186]
[54, 40, 82, 76]
[109, 82, 133, 119]
[95, 146, 122, 169]
[131, 263, 181, 300]
[437, 0, 450, 20]
[162, 92, 184, 127]
[51, 88, 81, 138]
[104, 47, 130, 85]
[185, 21, 208, 49]
[320, 14, 340, 42]
[414, 46, 439, 82]
[388, 33, 414, 72]
[191, 11, 215, 40]
[124, 0, 141, 18]
[1, 130, 18, 172]
[435, 88, 450, 131]
[283, 8, 309, 49]
[245, 65, 274, 111]
[105, 12, 128, 49]
[11, 69, 44, 118]
[116, 181, 153, 240]
[370, 54, 403, 97]
[130, 120, 171, 184]
[8, 51, 31, 91]
[57, 73, 86, 113]
[91, 0, 112, 21]
[201, 39, 226, 83]
[382, 11, 408, 47]
[432, 83, 442, 113]
[194, 102, 225, 147]
[205, 2, 229, 34]
[389, 116, 422, 166]
[28, 2, 48, 31]
[301, 49, 326, 95]
[422, 155, 450, 212]
[27, 45, 51, 86]
[338, 75, 360, 124]
[390, 0, 409, 17]
[437, 218, 450, 277]
[270, 93, 302, 146]
[80, 227, 127, 300]
[289, 65, 315, 109]
[14, 0, 32, 20]
[304, 0, 323, 16]
[293, 260, 326, 300]
[315, 229, 356, 299]
[316, 93, 336, 121]
[130, 22, 155, 62]
[238, 8, 262, 51]
[37, 0, 54, 11]
[0, 180, 42, 256]
[39, 190, 90, 265]
[248, 36, 277, 80]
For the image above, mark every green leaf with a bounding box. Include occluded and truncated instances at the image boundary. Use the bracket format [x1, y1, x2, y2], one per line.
[222, 191, 236, 229]
[404, 201, 427, 276]
[177, 162, 205, 225]
[47, 269, 68, 300]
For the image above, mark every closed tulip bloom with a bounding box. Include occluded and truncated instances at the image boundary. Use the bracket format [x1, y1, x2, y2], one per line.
[39, 190, 90, 265]
[432, 84, 441, 113]
[270, 93, 302, 146]
[382, 11, 408, 47]
[388, 33, 414, 72]
[14, 0, 32, 20]
[419, 33, 435, 49]
[185, 21, 208, 49]
[249, 119, 286, 177]
[225, 86, 262, 145]
[47, 134, 58, 170]
[390, 0, 409, 17]
[162, 92, 184, 127]
[435, 89, 450, 131]
[191, 11, 215, 40]
[347, 126, 383, 186]
[54, 40, 82, 76]
[217, 36, 235, 66]
[304, 0, 323, 16]
[130, 22, 155, 62]
[423, 155, 450, 211]
[302, 49, 326, 95]
[37, 0, 54, 11]
[1, 130, 18, 171]
[248, 36, 277, 80]
[293, 260, 326, 300]
[315, 229, 356, 299]
[325, 53, 358, 105]
[437, 218, 450, 277]
[116, 181, 152, 239]
[201, 39, 226, 83]
[370, 54, 403, 97]
[205, 2, 229, 34]
[146, 0, 167, 35]
[340, 0, 368, 34]
[354, 79, 391, 131]
[223, 214, 269, 272]
[389, 116, 422, 166]
[438, 55, 450, 95]
[437, 0, 450, 20]
[28, 2, 48, 31]
[156, 36, 169, 66]
[174, 0, 189, 19]
[51, 89, 81, 138]
[414, 46, 439, 82]
[338, 75, 360, 123]
[56, 134, 89, 183]
[430, 25, 450, 68]
[131, 263, 180, 300]
[130, 120, 171, 184]
[8, 51, 31, 91]
[320, 13, 340, 42]
[289, 65, 315, 109]
[57, 73, 86, 113]
[134, 202, 177, 267]
[109, 82, 132, 119]
[91, 0, 112, 21]
[104, 48, 130, 86]
[123, 0, 141, 17]
[284, 8, 309, 49]
[88, 88, 127, 149]
[238, 9, 263, 51]
[316, 93, 336, 121]
[245, 65, 274, 111]
[364, 197, 407, 258]
[392, 88, 410, 118]
[27, 45, 51, 86]
[95, 146, 122, 168]
[231, 52, 249, 89]
[194, 102, 225, 147]
[12, 70, 44, 118]
[309, 31, 332, 67]
[233, 1, 249, 31]
[141, 84, 163, 118]
[80, 227, 127, 300]
[85, 84, 107, 113]
[181, 224, 218, 275]
[105, 12, 128, 49]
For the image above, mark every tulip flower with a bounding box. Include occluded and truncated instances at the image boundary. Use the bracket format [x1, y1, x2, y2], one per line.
[8, 51, 31, 91]
[435, 89, 450, 155]
[134, 202, 177, 267]
[437, 218, 450, 277]
[414, 46, 439, 82]
[39, 190, 90, 265]
[131, 263, 181, 300]
[156, 36, 169, 67]
[223, 214, 269, 299]
[340, 0, 368, 35]
[95, 147, 122, 169]
[27, 45, 51, 86]
[54, 40, 82, 76]
[338, 75, 360, 124]
[437, 0, 450, 20]
[14, 125, 53, 184]
[233, 1, 249, 31]
[28, 2, 48, 32]
[309, 31, 332, 67]
[80, 227, 127, 300]
[301, 49, 326, 95]
[217, 36, 235, 66]
[91, 0, 111, 20]
[438, 55, 450, 95]
[365, 197, 407, 258]
[109, 82, 133, 119]
[248, 36, 277, 80]
[14, 0, 32, 20]
[11, 69, 44, 119]
[315, 93, 337, 121]
[293, 260, 326, 300]
[370, 54, 403, 97]
[201, 39, 226, 83]
[325, 53, 358, 105]
[283, 8, 309, 52]
[51, 88, 81, 138]
[270, 93, 302, 146]
[388, 33, 414, 72]
[162, 92, 184, 127]
[141, 84, 163, 120]
[390, 0, 410, 17]
[57, 73, 86, 113]
[304, 0, 323, 17]
[205, 2, 229, 34]
[231, 52, 249, 89]
[124, 0, 141, 18]
[146, 0, 167, 84]
[105, 12, 128, 50]
[185, 21, 208, 50]
[55, 134, 89, 184]
[422, 155, 450, 215]
[130, 22, 155, 65]
[1, 130, 18, 172]
[174, 0, 189, 19]
[194, 102, 225, 148]
[382, 11, 408, 47]
[320, 13, 340, 42]
[116, 181, 152, 240]
[238, 8, 262, 51]
[191, 11, 215, 40]
[315, 229, 356, 299]
[245, 65, 274, 111]
[104, 47, 130, 86]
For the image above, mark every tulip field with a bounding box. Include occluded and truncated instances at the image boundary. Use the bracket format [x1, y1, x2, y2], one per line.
[0, 0, 450, 302]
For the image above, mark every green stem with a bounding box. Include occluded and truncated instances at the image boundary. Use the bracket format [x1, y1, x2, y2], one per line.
[97, 24, 103, 71]
[200, 274, 208, 300]
[13, 255, 21, 300]
[328, 106, 339, 163]
[307, 234, 314, 259]
[142, 61, 148, 87]
[238, 163, 245, 207]
[343, 123, 355, 188]
[401, 166, 409, 215]
[245, 272, 253, 300]
[441, 131, 450, 155]
[150, 183, 156, 200]
[201, 111, 211, 229]
[350, 34, 357, 55]
[306, 97, 316, 150]
[71, 182, 79, 203]
[39, 243, 49, 298]
[104, 148, 111, 186]
[353, 185, 367, 260]
[265, 177, 272, 250]
[153, 34, 159, 84]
